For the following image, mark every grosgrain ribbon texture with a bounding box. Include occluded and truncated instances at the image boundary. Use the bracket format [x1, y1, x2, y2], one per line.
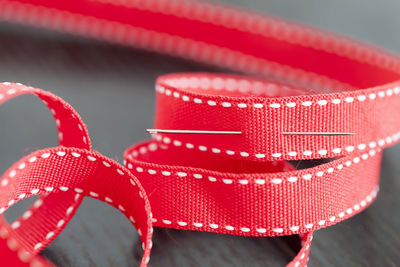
[0, 0, 399, 266]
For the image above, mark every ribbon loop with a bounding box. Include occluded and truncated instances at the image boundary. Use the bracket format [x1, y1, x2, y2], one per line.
[0, 147, 153, 266]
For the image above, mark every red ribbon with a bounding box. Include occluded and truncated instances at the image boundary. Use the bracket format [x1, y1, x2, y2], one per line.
[0, 0, 398, 266]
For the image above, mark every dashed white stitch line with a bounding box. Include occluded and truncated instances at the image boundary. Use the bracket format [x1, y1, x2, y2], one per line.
[9, 170, 16, 178]
[66, 206, 74, 215]
[193, 174, 202, 179]
[212, 148, 221, 153]
[1, 179, 8, 186]
[89, 192, 99, 197]
[41, 153, 51, 158]
[71, 152, 81, 158]
[118, 205, 126, 211]
[208, 176, 217, 182]
[209, 224, 219, 229]
[269, 103, 280, 108]
[56, 151, 66, 156]
[318, 149, 328, 156]
[255, 179, 266, 185]
[45, 231, 55, 240]
[186, 143, 194, 149]
[22, 210, 32, 220]
[199, 145, 207, 151]
[102, 161, 111, 167]
[153, 130, 399, 160]
[358, 144, 366, 150]
[87, 155, 96, 161]
[345, 97, 354, 103]
[286, 102, 296, 107]
[31, 189, 39, 194]
[158, 82, 399, 108]
[222, 179, 232, 184]
[271, 178, 282, 184]
[304, 223, 313, 229]
[57, 220, 65, 228]
[177, 172, 187, 177]
[11, 221, 20, 229]
[131, 146, 381, 187]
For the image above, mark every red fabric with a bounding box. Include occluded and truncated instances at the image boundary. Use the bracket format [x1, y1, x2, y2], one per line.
[0, 0, 398, 266]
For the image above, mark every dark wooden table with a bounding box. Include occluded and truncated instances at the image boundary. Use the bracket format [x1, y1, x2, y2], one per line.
[1, 1, 400, 266]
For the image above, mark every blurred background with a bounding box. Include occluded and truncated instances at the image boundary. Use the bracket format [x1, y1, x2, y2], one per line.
[1, 0, 400, 266]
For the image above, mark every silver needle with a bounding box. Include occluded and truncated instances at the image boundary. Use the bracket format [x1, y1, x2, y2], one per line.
[146, 129, 242, 135]
[282, 132, 355, 136]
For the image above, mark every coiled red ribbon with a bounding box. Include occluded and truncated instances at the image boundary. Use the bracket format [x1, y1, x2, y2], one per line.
[0, 0, 399, 266]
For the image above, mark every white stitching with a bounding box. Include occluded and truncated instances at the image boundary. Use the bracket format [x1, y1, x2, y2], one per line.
[156, 84, 400, 109]
[0, 149, 149, 252]
[145, 130, 400, 160]
[150, 186, 378, 234]
[130, 144, 381, 185]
